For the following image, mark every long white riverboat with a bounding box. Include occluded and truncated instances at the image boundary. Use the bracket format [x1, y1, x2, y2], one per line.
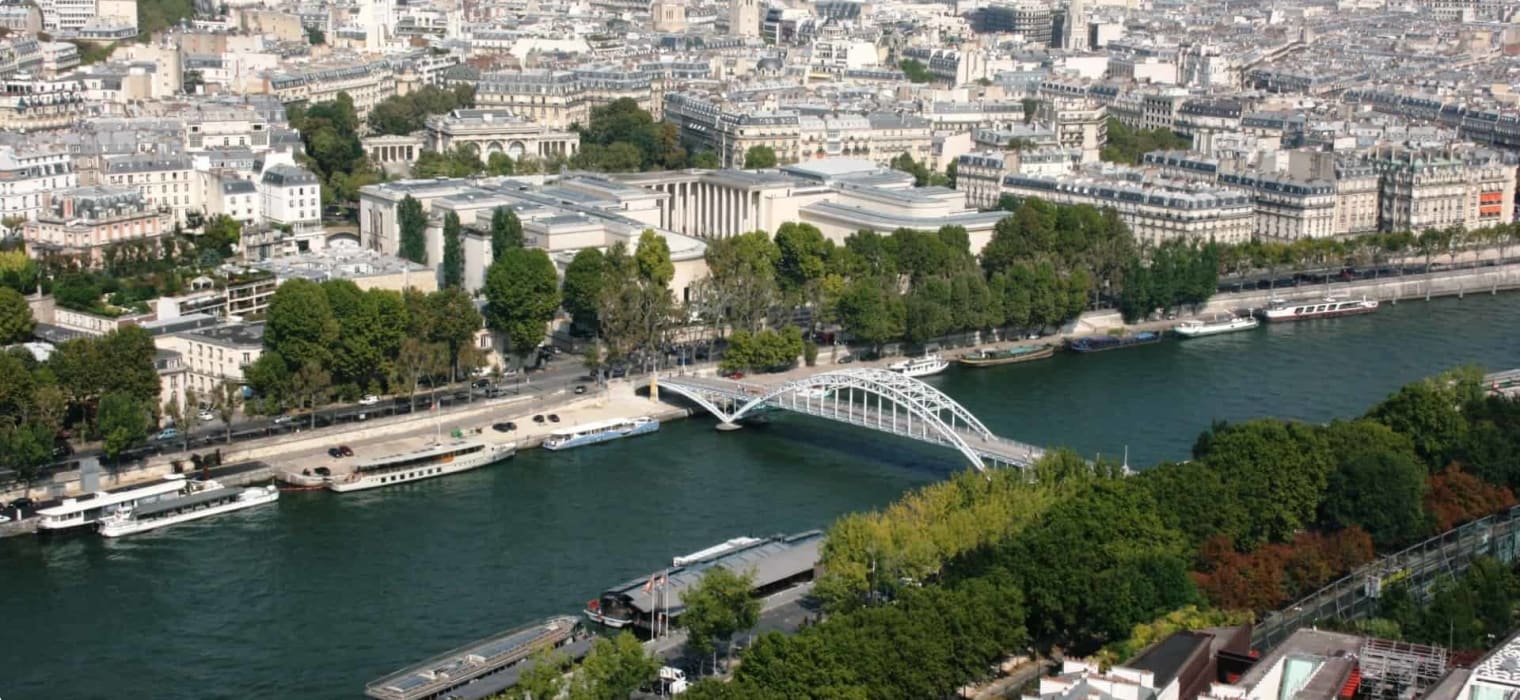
[887, 354, 949, 377]
[98, 481, 279, 537]
[1259, 296, 1379, 322]
[542, 417, 659, 451]
[328, 440, 516, 493]
[36, 475, 190, 532]
[1174, 313, 1260, 338]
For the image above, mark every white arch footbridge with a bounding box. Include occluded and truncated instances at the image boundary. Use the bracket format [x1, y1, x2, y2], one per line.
[657, 368, 1045, 470]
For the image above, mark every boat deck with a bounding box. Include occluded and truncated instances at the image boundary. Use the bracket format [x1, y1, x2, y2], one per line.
[365, 616, 578, 700]
[131, 487, 241, 518]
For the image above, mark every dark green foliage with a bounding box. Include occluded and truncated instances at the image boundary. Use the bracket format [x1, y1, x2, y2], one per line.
[1378, 558, 1517, 650]
[414, 145, 483, 178]
[484, 248, 560, 363]
[264, 278, 339, 373]
[0, 286, 34, 343]
[575, 98, 687, 171]
[1321, 450, 1430, 549]
[398, 195, 427, 264]
[442, 211, 463, 289]
[98, 391, 147, 461]
[744, 145, 778, 169]
[899, 58, 932, 83]
[490, 207, 523, 261]
[1190, 418, 1334, 548]
[724, 573, 1026, 700]
[366, 85, 475, 135]
[561, 248, 606, 335]
[721, 328, 805, 372]
[1117, 239, 1222, 321]
[137, 0, 192, 37]
[1100, 118, 1190, 164]
[1368, 370, 1484, 470]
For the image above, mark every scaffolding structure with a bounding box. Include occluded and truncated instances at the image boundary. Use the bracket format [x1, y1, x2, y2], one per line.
[1357, 638, 1450, 699]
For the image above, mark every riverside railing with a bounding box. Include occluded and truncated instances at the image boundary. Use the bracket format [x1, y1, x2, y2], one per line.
[1252, 506, 1520, 651]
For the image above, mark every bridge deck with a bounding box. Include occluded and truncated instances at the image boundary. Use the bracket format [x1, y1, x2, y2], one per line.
[658, 375, 1045, 468]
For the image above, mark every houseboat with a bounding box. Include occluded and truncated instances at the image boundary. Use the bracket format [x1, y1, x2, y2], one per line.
[36, 475, 190, 532]
[98, 481, 279, 537]
[328, 440, 515, 493]
[542, 417, 659, 451]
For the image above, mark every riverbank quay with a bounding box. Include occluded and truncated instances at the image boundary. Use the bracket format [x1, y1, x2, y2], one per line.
[0, 382, 690, 532]
[1078, 259, 1520, 335]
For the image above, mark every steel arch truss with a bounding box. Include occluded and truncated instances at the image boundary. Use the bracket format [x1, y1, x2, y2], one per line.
[662, 368, 1001, 470]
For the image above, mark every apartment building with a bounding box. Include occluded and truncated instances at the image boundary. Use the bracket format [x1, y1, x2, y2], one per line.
[267, 61, 396, 119]
[0, 146, 76, 221]
[1036, 98, 1107, 164]
[163, 322, 265, 395]
[0, 75, 88, 132]
[1218, 171, 1336, 240]
[1364, 143, 1515, 233]
[796, 113, 934, 164]
[259, 165, 321, 229]
[664, 93, 802, 167]
[1000, 168, 1255, 245]
[24, 186, 174, 266]
[101, 154, 200, 224]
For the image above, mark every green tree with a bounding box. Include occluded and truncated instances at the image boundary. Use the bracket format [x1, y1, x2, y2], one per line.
[0, 286, 35, 344]
[634, 229, 674, 287]
[509, 648, 568, 700]
[566, 632, 659, 700]
[292, 360, 332, 430]
[692, 150, 721, 169]
[1321, 449, 1429, 549]
[1193, 419, 1335, 547]
[0, 422, 53, 484]
[744, 145, 778, 169]
[306, 27, 324, 45]
[837, 278, 903, 352]
[98, 391, 147, 462]
[264, 278, 340, 372]
[442, 210, 464, 289]
[484, 248, 560, 367]
[1100, 118, 1191, 164]
[487, 152, 515, 176]
[201, 214, 242, 259]
[700, 230, 780, 334]
[398, 194, 428, 264]
[774, 222, 832, 298]
[211, 380, 241, 443]
[1368, 371, 1481, 470]
[428, 288, 483, 378]
[682, 567, 763, 672]
[244, 351, 292, 415]
[490, 206, 523, 261]
[899, 58, 932, 83]
[561, 248, 606, 335]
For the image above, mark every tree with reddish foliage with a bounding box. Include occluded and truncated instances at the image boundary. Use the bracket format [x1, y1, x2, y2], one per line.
[1424, 465, 1517, 531]
[1193, 529, 1375, 613]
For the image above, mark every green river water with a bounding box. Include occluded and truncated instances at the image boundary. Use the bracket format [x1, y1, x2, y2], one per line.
[3, 292, 1519, 700]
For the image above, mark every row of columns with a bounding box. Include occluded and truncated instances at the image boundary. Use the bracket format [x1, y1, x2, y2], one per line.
[653, 180, 760, 239]
[371, 145, 418, 163]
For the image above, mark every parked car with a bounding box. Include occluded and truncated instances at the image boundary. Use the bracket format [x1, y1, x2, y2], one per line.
[533, 414, 546, 424]
[272, 415, 292, 425]
[9, 497, 34, 511]
[339, 445, 354, 457]
[548, 414, 560, 423]
[723, 370, 746, 379]
[197, 409, 215, 422]
[314, 466, 331, 477]
[359, 394, 380, 406]
[491, 422, 517, 433]
[574, 385, 587, 395]
[156, 427, 180, 441]
[328, 447, 343, 458]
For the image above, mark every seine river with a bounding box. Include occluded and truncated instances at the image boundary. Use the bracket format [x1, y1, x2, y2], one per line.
[3, 292, 1519, 700]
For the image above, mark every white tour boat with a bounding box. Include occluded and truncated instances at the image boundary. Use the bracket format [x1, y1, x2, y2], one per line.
[36, 475, 190, 532]
[1259, 296, 1379, 322]
[542, 417, 660, 451]
[328, 440, 516, 493]
[887, 354, 949, 378]
[1174, 313, 1260, 338]
[98, 480, 279, 537]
